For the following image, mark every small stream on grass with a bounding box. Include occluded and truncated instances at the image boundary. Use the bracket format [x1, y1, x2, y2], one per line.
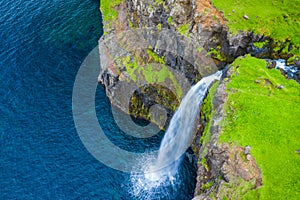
[273, 59, 299, 83]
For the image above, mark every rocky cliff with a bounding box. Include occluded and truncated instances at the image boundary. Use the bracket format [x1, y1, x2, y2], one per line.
[98, 0, 299, 198]
[103, 1, 220, 126]
[191, 68, 262, 199]
[98, 0, 231, 128]
[98, 0, 298, 126]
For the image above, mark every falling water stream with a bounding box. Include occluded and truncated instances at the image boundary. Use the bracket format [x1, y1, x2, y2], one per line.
[3, 0, 297, 199]
[130, 70, 223, 199]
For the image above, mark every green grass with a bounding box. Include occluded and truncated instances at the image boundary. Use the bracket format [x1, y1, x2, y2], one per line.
[212, 0, 300, 55]
[253, 41, 268, 49]
[218, 176, 258, 200]
[219, 55, 300, 199]
[100, 0, 123, 23]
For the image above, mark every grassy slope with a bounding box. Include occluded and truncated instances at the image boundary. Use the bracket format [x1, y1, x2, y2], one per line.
[211, 0, 300, 55]
[100, 0, 123, 22]
[219, 55, 300, 199]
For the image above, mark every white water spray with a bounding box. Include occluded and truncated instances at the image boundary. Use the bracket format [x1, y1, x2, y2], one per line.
[130, 71, 223, 198]
[146, 70, 222, 178]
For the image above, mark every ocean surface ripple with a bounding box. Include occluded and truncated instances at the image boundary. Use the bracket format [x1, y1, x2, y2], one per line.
[0, 0, 196, 199]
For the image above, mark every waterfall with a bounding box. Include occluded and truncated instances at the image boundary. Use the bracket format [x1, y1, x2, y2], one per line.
[145, 70, 223, 179]
[130, 71, 223, 198]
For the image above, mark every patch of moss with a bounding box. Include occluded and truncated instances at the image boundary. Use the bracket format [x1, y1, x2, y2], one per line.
[211, 0, 300, 56]
[128, 19, 134, 28]
[218, 177, 258, 200]
[203, 8, 210, 16]
[115, 51, 182, 98]
[154, 0, 164, 6]
[140, 64, 183, 98]
[199, 82, 219, 157]
[201, 157, 209, 171]
[178, 24, 190, 37]
[207, 46, 226, 61]
[148, 4, 154, 13]
[147, 49, 165, 64]
[197, 46, 205, 53]
[156, 23, 162, 31]
[167, 16, 173, 24]
[100, 0, 124, 26]
[287, 55, 300, 65]
[129, 84, 180, 127]
[201, 181, 214, 191]
[114, 54, 139, 81]
[220, 55, 300, 199]
[253, 41, 268, 49]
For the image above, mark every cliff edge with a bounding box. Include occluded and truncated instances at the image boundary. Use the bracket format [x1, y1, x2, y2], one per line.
[98, 0, 300, 199]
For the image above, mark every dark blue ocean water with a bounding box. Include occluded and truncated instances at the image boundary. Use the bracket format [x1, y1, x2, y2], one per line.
[0, 0, 196, 199]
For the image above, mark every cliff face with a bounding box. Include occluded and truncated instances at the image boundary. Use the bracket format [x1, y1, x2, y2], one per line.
[99, 0, 226, 128]
[191, 69, 262, 199]
[99, 0, 299, 122]
[98, 0, 297, 198]
[98, 0, 282, 119]
[98, 0, 262, 127]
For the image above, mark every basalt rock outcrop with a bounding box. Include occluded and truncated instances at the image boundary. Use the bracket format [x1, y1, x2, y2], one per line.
[98, 0, 230, 128]
[98, 0, 288, 126]
[98, 0, 284, 198]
